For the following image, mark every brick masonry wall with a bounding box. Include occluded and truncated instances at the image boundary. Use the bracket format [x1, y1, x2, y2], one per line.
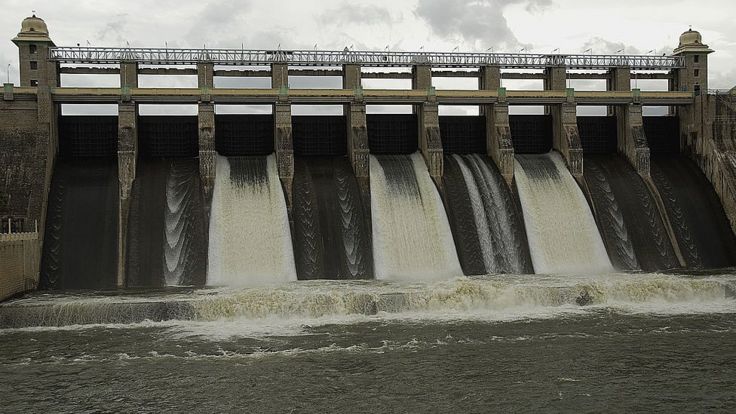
[0, 234, 39, 301]
[0, 99, 42, 222]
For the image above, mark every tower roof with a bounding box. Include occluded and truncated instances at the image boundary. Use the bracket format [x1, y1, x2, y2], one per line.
[12, 14, 54, 45]
[673, 28, 712, 55]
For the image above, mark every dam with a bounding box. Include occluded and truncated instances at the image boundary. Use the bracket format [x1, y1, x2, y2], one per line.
[3, 11, 736, 412]
[1, 15, 736, 299]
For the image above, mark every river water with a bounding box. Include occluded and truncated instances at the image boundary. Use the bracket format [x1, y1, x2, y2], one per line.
[1, 272, 735, 412]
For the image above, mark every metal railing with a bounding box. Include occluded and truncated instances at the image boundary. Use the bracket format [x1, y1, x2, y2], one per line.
[49, 47, 685, 70]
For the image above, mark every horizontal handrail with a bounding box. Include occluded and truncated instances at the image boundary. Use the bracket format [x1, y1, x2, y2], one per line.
[49, 47, 685, 70]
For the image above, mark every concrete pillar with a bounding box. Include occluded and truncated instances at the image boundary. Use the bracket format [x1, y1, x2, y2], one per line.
[347, 102, 369, 179]
[198, 103, 216, 214]
[486, 100, 515, 185]
[343, 64, 361, 90]
[608, 67, 650, 176]
[117, 102, 138, 287]
[479, 66, 501, 91]
[617, 103, 651, 177]
[412, 65, 432, 91]
[120, 62, 137, 102]
[552, 94, 583, 179]
[272, 63, 288, 90]
[343, 64, 369, 178]
[607, 67, 630, 115]
[197, 63, 214, 102]
[274, 102, 294, 209]
[419, 101, 444, 184]
[479, 66, 513, 185]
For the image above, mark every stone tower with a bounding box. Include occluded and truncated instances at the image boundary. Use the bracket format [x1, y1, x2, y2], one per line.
[672, 28, 714, 154]
[11, 14, 57, 88]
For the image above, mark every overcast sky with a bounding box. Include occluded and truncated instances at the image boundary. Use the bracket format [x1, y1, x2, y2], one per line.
[2, 0, 735, 114]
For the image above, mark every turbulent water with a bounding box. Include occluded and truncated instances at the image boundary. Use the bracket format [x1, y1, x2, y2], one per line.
[39, 159, 119, 290]
[651, 156, 736, 269]
[584, 155, 680, 272]
[370, 153, 462, 281]
[292, 157, 373, 280]
[515, 152, 612, 274]
[443, 154, 533, 275]
[207, 155, 296, 286]
[1, 273, 736, 412]
[126, 159, 207, 287]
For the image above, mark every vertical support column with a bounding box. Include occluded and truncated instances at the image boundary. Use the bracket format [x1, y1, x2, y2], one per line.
[479, 66, 513, 185]
[412, 65, 432, 91]
[544, 66, 566, 114]
[552, 94, 583, 179]
[274, 102, 294, 210]
[487, 99, 515, 186]
[419, 101, 444, 185]
[198, 102, 216, 215]
[607, 67, 630, 115]
[479, 65, 501, 91]
[197, 63, 216, 216]
[618, 103, 651, 177]
[343, 64, 369, 179]
[272, 63, 288, 90]
[117, 102, 137, 287]
[197, 63, 214, 101]
[120, 62, 138, 102]
[609, 67, 650, 176]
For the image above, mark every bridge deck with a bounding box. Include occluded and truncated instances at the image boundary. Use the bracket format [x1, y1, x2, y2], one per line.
[8, 88, 693, 105]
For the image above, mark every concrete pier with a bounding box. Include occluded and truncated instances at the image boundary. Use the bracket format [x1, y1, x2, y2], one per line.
[117, 102, 137, 286]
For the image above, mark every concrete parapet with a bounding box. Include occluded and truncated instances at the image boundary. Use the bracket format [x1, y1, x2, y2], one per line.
[0, 233, 39, 302]
[274, 102, 294, 209]
[418, 101, 444, 183]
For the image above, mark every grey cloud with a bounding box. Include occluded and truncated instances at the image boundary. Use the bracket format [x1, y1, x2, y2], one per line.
[319, 4, 396, 27]
[414, 0, 551, 50]
[581, 37, 641, 55]
[95, 14, 128, 46]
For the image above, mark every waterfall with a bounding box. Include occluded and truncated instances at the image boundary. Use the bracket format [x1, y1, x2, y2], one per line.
[207, 154, 297, 286]
[584, 155, 679, 272]
[292, 157, 373, 280]
[443, 154, 533, 275]
[370, 153, 462, 281]
[125, 159, 207, 287]
[514, 152, 612, 274]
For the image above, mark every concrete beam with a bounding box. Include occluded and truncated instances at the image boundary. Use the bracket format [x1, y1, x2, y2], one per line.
[198, 102, 216, 217]
[117, 102, 138, 287]
[274, 102, 294, 210]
